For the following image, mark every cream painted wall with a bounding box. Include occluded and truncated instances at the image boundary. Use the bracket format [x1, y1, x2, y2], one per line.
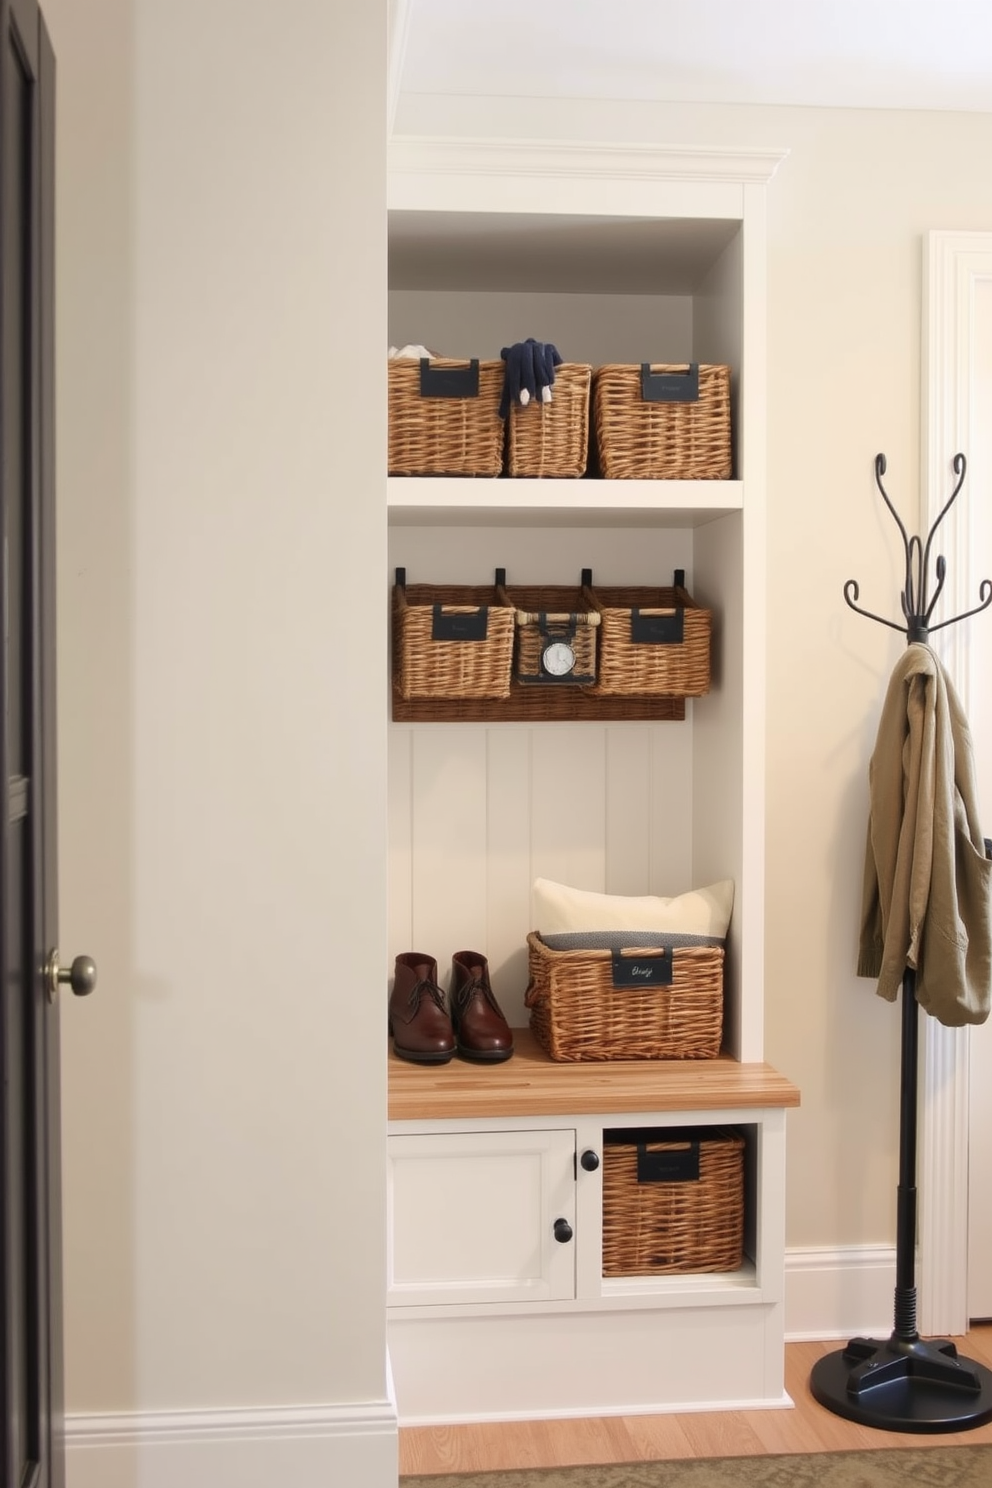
[41, 1, 992, 1441]
[395, 91, 992, 1250]
[47, 0, 388, 1431]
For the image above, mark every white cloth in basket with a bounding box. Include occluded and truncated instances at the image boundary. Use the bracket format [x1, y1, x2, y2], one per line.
[532, 877, 734, 940]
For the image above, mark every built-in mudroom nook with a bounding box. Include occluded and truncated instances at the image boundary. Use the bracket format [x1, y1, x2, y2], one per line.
[384, 137, 800, 1425]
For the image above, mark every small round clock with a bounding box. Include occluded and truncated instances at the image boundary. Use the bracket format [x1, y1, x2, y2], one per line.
[541, 638, 577, 678]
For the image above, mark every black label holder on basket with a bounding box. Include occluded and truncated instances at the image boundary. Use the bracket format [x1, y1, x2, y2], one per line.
[419, 358, 480, 399]
[630, 565, 686, 645]
[430, 605, 489, 641]
[630, 607, 685, 645]
[610, 947, 673, 988]
[394, 567, 493, 642]
[603, 1126, 707, 1185]
[640, 363, 700, 403]
[635, 1142, 701, 1185]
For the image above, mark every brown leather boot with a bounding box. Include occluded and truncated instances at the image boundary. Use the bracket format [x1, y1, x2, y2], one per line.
[389, 953, 455, 1064]
[450, 952, 514, 1062]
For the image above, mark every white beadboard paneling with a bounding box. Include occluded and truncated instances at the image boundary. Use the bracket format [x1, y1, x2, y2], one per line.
[648, 724, 695, 894]
[604, 727, 652, 895]
[410, 728, 490, 975]
[530, 727, 608, 890]
[486, 728, 534, 1024]
[390, 717, 702, 1027]
[386, 525, 721, 1019]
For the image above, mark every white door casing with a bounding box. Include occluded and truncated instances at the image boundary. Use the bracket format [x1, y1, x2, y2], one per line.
[921, 230, 992, 1333]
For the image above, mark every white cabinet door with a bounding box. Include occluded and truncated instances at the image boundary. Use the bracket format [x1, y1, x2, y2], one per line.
[388, 1128, 576, 1307]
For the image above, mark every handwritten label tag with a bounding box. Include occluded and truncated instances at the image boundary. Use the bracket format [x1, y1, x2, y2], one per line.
[610, 949, 673, 988]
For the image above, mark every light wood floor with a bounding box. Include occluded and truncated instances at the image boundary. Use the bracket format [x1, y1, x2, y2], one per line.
[399, 1327, 992, 1476]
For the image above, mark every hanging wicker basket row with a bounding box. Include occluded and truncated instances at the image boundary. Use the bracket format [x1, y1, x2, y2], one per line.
[392, 570, 711, 701]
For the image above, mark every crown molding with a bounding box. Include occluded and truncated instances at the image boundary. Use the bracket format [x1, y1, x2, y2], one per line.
[388, 135, 788, 189]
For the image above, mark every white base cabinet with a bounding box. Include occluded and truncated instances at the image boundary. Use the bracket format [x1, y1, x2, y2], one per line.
[387, 1099, 793, 1423]
[388, 1128, 576, 1308]
[389, 1301, 790, 1424]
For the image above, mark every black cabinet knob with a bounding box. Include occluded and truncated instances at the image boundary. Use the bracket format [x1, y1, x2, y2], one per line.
[580, 1149, 600, 1172]
[553, 1217, 573, 1244]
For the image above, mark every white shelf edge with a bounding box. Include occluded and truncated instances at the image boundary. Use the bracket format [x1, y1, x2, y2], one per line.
[387, 1274, 764, 1322]
[602, 1260, 757, 1300]
[387, 477, 743, 528]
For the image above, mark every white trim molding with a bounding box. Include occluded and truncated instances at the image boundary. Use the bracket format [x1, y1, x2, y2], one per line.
[64, 1398, 398, 1488]
[784, 1245, 897, 1343]
[388, 135, 788, 189]
[920, 229, 992, 1337]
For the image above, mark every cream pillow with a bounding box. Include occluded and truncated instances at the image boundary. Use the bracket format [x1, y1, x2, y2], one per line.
[532, 877, 734, 939]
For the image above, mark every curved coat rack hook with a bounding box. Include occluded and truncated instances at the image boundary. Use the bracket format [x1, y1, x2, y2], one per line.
[843, 452, 992, 642]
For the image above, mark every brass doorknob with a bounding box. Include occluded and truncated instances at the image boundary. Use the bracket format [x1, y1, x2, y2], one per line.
[46, 950, 97, 1003]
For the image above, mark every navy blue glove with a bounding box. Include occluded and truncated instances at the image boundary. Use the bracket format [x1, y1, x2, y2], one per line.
[499, 339, 563, 418]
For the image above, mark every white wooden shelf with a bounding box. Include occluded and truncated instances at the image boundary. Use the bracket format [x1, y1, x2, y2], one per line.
[387, 476, 743, 528]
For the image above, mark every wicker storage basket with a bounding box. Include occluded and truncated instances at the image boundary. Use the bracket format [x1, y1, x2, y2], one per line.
[592, 362, 732, 480]
[524, 932, 724, 1062]
[588, 576, 711, 697]
[602, 1127, 745, 1276]
[392, 577, 515, 701]
[506, 364, 592, 477]
[388, 357, 504, 477]
[501, 583, 600, 686]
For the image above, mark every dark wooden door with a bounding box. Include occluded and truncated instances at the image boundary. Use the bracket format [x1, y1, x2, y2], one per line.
[0, 4, 73, 1486]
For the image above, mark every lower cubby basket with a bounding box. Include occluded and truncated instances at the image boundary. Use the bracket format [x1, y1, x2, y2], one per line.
[601, 1126, 745, 1276]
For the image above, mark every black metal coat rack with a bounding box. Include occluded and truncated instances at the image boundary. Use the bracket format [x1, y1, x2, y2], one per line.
[810, 453, 992, 1431]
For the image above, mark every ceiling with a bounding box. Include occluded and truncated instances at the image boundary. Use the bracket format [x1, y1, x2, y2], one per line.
[389, 0, 992, 121]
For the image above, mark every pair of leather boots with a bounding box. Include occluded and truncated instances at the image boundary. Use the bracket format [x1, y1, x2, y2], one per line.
[389, 951, 514, 1064]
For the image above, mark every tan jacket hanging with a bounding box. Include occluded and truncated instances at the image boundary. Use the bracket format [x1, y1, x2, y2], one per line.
[858, 642, 992, 1027]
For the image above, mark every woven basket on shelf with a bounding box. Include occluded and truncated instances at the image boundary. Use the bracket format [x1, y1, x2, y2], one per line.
[392, 579, 515, 700]
[506, 364, 592, 477]
[388, 357, 504, 477]
[524, 932, 724, 1062]
[602, 1127, 745, 1275]
[592, 362, 732, 480]
[500, 582, 600, 686]
[588, 579, 711, 697]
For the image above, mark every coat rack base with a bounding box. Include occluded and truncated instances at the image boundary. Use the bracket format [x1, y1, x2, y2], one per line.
[810, 1333, 992, 1433]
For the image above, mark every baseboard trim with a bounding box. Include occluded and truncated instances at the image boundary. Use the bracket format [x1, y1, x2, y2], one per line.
[65, 1398, 399, 1488]
[785, 1244, 897, 1341]
[396, 1393, 794, 1428]
[62, 1248, 897, 1479]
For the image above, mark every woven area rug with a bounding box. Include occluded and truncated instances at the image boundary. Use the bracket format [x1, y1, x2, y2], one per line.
[401, 1444, 992, 1488]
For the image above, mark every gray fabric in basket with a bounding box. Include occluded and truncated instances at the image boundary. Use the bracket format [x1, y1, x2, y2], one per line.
[538, 930, 726, 952]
